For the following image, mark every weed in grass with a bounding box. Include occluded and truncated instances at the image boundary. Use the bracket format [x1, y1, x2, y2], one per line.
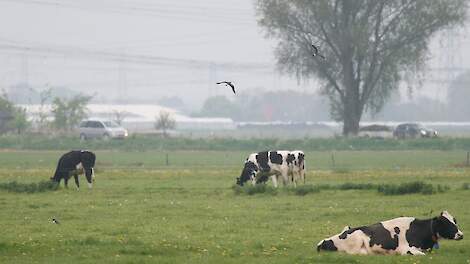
[332, 168, 350, 174]
[377, 181, 448, 195]
[337, 182, 377, 190]
[233, 184, 320, 196]
[0, 180, 58, 193]
[232, 184, 277, 196]
[286, 185, 320, 196]
[0, 242, 7, 251]
[436, 184, 450, 193]
[312, 181, 448, 196]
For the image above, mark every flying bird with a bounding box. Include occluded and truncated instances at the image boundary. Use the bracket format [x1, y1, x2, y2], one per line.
[216, 81, 236, 94]
[311, 44, 325, 60]
[52, 218, 60, 225]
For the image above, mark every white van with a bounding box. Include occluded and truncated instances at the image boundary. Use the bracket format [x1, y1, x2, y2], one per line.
[79, 119, 128, 140]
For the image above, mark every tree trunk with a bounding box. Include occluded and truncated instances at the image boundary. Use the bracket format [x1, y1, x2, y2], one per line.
[342, 103, 361, 137]
[341, 49, 362, 137]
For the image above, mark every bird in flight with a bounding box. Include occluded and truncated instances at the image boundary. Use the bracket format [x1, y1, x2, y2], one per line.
[311, 44, 325, 60]
[216, 81, 236, 94]
[52, 218, 60, 224]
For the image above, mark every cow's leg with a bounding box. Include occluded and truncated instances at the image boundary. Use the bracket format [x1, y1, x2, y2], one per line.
[281, 170, 289, 186]
[301, 169, 305, 184]
[63, 176, 69, 189]
[73, 174, 80, 190]
[402, 247, 425, 256]
[292, 170, 300, 187]
[271, 175, 278, 188]
[250, 175, 257, 186]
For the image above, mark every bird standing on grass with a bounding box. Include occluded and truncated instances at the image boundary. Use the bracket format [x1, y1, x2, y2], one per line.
[311, 44, 326, 60]
[216, 81, 236, 94]
[52, 218, 60, 224]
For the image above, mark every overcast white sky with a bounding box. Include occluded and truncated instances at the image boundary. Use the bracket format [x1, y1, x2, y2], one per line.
[0, 0, 469, 108]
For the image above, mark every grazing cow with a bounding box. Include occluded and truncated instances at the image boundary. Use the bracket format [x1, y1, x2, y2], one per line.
[236, 150, 305, 187]
[50, 150, 96, 190]
[317, 211, 463, 255]
[289, 150, 305, 186]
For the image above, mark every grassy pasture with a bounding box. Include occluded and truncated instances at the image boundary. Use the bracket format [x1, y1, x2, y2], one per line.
[0, 150, 469, 263]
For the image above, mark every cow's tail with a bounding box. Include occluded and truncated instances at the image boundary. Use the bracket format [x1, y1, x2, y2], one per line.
[51, 161, 62, 182]
[298, 152, 305, 184]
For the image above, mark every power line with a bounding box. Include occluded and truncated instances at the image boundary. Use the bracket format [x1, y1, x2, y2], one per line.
[0, 42, 273, 72]
[0, 0, 257, 25]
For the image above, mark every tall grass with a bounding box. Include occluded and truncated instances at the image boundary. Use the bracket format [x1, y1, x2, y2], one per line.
[377, 181, 449, 195]
[2, 134, 470, 151]
[0, 180, 58, 193]
[233, 181, 450, 196]
[232, 184, 278, 195]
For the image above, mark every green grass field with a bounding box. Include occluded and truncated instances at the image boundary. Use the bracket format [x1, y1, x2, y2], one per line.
[1, 149, 469, 263]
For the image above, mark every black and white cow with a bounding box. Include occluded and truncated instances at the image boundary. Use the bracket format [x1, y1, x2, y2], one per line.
[50, 150, 96, 190]
[236, 150, 305, 188]
[317, 211, 463, 255]
[289, 150, 305, 186]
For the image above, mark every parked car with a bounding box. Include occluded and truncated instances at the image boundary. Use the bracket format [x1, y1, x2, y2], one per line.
[79, 119, 128, 140]
[393, 123, 438, 139]
[358, 124, 393, 139]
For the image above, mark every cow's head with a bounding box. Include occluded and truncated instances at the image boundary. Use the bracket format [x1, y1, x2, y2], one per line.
[80, 151, 96, 188]
[435, 211, 463, 240]
[316, 239, 338, 252]
[237, 161, 258, 186]
[316, 226, 353, 252]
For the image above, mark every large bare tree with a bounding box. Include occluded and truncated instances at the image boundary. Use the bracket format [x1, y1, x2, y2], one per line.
[256, 0, 468, 136]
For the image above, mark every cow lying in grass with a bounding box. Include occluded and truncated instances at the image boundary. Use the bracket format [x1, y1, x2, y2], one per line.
[50, 150, 96, 190]
[236, 150, 305, 187]
[317, 211, 463, 255]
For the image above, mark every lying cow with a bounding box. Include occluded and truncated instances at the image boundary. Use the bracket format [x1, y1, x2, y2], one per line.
[236, 150, 305, 188]
[50, 150, 96, 190]
[317, 211, 463, 255]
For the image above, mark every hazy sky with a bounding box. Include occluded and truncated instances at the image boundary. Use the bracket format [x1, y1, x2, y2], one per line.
[0, 0, 469, 108]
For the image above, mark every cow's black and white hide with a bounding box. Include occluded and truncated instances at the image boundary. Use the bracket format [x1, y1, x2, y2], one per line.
[317, 211, 463, 255]
[50, 150, 96, 190]
[289, 150, 305, 186]
[236, 150, 305, 188]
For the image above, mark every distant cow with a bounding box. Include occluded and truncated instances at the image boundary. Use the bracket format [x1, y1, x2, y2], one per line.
[289, 150, 305, 186]
[236, 150, 306, 188]
[317, 211, 463, 255]
[51, 150, 96, 190]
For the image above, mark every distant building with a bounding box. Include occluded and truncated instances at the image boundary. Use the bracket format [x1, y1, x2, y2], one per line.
[21, 104, 236, 133]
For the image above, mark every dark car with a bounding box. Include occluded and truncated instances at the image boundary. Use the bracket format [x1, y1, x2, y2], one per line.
[393, 123, 438, 139]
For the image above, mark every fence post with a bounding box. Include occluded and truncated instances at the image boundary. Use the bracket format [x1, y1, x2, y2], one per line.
[166, 153, 169, 166]
[331, 152, 336, 168]
[466, 151, 469, 167]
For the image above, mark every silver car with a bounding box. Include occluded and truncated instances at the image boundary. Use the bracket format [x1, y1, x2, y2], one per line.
[79, 119, 128, 140]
